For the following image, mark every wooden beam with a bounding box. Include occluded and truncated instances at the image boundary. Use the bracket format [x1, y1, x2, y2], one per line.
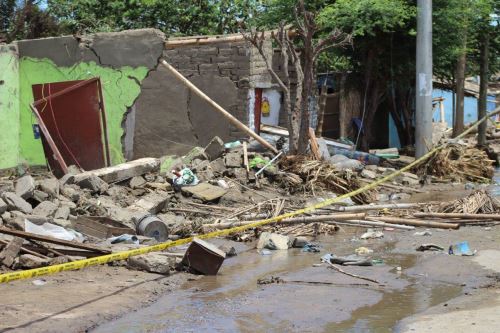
[0, 227, 111, 254]
[308, 127, 321, 160]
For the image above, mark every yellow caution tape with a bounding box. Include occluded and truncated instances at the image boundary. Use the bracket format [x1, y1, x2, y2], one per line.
[1, 107, 499, 283]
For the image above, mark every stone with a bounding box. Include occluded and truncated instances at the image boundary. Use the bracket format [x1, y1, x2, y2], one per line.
[204, 136, 225, 161]
[129, 176, 146, 189]
[218, 245, 237, 257]
[127, 253, 174, 275]
[52, 218, 72, 229]
[364, 164, 379, 171]
[292, 236, 309, 248]
[196, 169, 215, 182]
[76, 174, 109, 193]
[224, 152, 242, 168]
[360, 169, 377, 180]
[1, 192, 33, 214]
[257, 232, 290, 250]
[60, 185, 81, 202]
[17, 254, 50, 269]
[182, 147, 208, 165]
[33, 190, 50, 203]
[54, 205, 70, 220]
[38, 178, 60, 197]
[181, 183, 227, 202]
[32, 201, 58, 217]
[129, 192, 169, 214]
[209, 158, 226, 175]
[0, 198, 7, 214]
[15, 175, 35, 200]
[0, 237, 24, 267]
[233, 168, 248, 182]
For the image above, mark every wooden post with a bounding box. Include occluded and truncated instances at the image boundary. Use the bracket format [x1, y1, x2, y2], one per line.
[308, 128, 321, 160]
[160, 60, 278, 154]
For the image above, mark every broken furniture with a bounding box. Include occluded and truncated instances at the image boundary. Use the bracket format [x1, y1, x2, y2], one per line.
[181, 238, 226, 275]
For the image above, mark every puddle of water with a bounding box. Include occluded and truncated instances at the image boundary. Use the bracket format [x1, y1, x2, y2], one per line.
[488, 167, 500, 197]
[93, 230, 463, 333]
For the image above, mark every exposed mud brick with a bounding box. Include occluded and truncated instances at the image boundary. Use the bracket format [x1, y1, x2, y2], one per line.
[224, 152, 243, 168]
[1, 192, 33, 214]
[204, 136, 225, 161]
[15, 175, 35, 200]
[32, 201, 58, 218]
[33, 190, 50, 203]
[76, 175, 109, 193]
[38, 178, 60, 197]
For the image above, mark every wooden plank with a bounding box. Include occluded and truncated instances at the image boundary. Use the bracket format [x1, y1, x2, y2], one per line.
[73, 216, 135, 239]
[308, 127, 321, 160]
[0, 237, 24, 267]
[0, 227, 111, 254]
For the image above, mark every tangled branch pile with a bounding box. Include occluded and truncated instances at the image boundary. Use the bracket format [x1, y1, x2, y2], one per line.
[279, 155, 376, 204]
[437, 190, 500, 214]
[416, 143, 494, 183]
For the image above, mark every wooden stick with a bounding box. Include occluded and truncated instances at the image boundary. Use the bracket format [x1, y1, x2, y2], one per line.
[330, 203, 420, 212]
[0, 239, 50, 259]
[308, 127, 321, 160]
[160, 60, 278, 154]
[29, 240, 74, 262]
[413, 212, 500, 220]
[0, 227, 111, 254]
[243, 141, 250, 173]
[323, 260, 381, 285]
[366, 216, 459, 229]
[340, 219, 415, 230]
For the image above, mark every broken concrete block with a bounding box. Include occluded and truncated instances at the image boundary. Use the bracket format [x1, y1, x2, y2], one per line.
[15, 175, 35, 200]
[76, 174, 109, 193]
[224, 152, 242, 168]
[181, 183, 227, 202]
[218, 245, 237, 257]
[73, 158, 160, 184]
[360, 169, 377, 180]
[60, 185, 81, 202]
[127, 253, 174, 275]
[0, 237, 24, 267]
[209, 158, 226, 175]
[181, 238, 226, 275]
[1, 192, 33, 214]
[0, 198, 7, 214]
[204, 136, 225, 161]
[233, 168, 248, 182]
[292, 236, 309, 248]
[129, 176, 146, 189]
[33, 190, 50, 203]
[54, 205, 70, 220]
[32, 201, 59, 217]
[196, 168, 215, 182]
[257, 232, 290, 250]
[18, 254, 50, 269]
[38, 178, 60, 197]
[316, 138, 331, 160]
[129, 193, 169, 214]
[182, 147, 208, 165]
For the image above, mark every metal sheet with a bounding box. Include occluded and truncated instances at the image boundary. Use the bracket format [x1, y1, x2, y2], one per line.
[32, 78, 110, 177]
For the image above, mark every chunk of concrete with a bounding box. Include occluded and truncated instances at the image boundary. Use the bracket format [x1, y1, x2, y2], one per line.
[73, 158, 160, 184]
[0, 198, 7, 214]
[17, 254, 50, 269]
[129, 193, 169, 214]
[1, 192, 33, 214]
[60, 185, 81, 202]
[257, 232, 290, 250]
[38, 178, 60, 197]
[181, 183, 227, 202]
[316, 138, 331, 160]
[76, 174, 109, 193]
[15, 175, 35, 200]
[54, 205, 70, 220]
[292, 236, 309, 248]
[360, 169, 377, 180]
[182, 147, 208, 165]
[32, 201, 59, 217]
[0, 237, 24, 267]
[224, 152, 242, 168]
[127, 253, 174, 275]
[129, 176, 146, 189]
[204, 136, 225, 161]
[33, 190, 50, 203]
[209, 158, 226, 175]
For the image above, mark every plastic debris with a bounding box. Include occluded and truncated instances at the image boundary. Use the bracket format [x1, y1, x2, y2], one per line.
[448, 241, 476, 256]
[109, 234, 139, 245]
[360, 228, 384, 239]
[172, 168, 199, 186]
[302, 243, 320, 253]
[25, 219, 84, 242]
[355, 247, 373, 255]
[224, 140, 242, 149]
[416, 244, 444, 252]
[322, 254, 373, 266]
[414, 230, 432, 236]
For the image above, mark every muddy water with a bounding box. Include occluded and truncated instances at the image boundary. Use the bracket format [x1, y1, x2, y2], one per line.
[94, 229, 463, 333]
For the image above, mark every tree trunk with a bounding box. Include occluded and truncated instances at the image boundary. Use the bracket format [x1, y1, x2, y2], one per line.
[478, 33, 489, 146]
[298, 32, 315, 154]
[453, 40, 467, 137]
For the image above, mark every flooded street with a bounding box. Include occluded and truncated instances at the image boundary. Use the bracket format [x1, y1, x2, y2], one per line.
[94, 223, 499, 333]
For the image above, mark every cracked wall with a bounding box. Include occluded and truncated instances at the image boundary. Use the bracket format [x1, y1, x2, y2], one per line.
[13, 29, 164, 167]
[0, 45, 20, 169]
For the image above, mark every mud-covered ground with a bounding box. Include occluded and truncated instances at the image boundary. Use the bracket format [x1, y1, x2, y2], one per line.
[1, 187, 500, 333]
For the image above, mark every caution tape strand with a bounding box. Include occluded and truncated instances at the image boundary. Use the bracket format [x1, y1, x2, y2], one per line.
[1, 107, 499, 283]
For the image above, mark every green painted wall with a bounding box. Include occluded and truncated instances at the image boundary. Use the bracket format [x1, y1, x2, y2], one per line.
[0, 46, 20, 169]
[18, 57, 148, 166]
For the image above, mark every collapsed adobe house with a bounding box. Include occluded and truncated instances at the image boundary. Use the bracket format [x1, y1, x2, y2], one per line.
[0, 29, 289, 172]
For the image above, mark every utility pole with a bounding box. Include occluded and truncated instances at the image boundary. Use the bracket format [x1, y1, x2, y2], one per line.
[478, 32, 489, 146]
[415, 0, 433, 158]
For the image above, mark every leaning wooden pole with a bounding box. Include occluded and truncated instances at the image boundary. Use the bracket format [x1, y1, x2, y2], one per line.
[160, 59, 279, 154]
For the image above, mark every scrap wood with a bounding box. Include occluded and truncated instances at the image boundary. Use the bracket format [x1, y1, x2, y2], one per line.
[0, 239, 50, 259]
[435, 190, 500, 214]
[0, 227, 111, 254]
[322, 259, 381, 285]
[28, 240, 73, 262]
[414, 143, 494, 183]
[340, 219, 414, 230]
[413, 212, 500, 220]
[308, 128, 321, 160]
[366, 216, 459, 229]
[279, 155, 376, 204]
